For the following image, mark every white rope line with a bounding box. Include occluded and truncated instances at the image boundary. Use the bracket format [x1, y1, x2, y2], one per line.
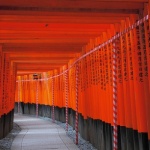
[65, 71, 69, 131]
[16, 15, 149, 83]
[112, 42, 118, 150]
[75, 63, 79, 145]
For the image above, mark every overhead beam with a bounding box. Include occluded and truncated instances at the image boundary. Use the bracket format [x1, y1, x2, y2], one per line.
[17, 71, 50, 75]
[0, 1, 144, 10]
[2, 43, 83, 53]
[0, 9, 139, 16]
[0, 23, 110, 31]
[0, 38, 88, 44]
[11, 59, 69, 63]
[0, 34, 103, 40]
[10, 55, 75, 59]
[3, 49, 82, 54]
[0, 15, 129, 24]
[0, 13, 133, 21]
[16, 63, 65, 71]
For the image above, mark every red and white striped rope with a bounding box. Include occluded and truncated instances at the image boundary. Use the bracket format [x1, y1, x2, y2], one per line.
[16, 15, 149, 83]
[65, 71, 69, 131]
[36, 80, 39, 117]
[112, 42, 118, 150]
[75, 63, 79, 145]
[52, 78, 55, 123]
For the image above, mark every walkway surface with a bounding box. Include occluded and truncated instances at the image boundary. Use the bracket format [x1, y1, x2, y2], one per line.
[11, 114, 79, 150]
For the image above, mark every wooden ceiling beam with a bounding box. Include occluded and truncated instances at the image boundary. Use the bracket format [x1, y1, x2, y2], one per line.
[10, 55, 75, 59]
[17, 68, 58, 72]
[3, 49, 81, 54]
[1, 29, 109, 34]
[0, 38, 88, 44]
[0, 13, 133, 20]
[1, 34, 103, 40]
[17, 71, 49, 75]
[0, 26, 110, 32]
[2, 43, 83, 54]
[0, 9, 139, 16]
[2, 43, 83, 48]
[16, 62, 66, 66]
[17, 64, 65, 71]
[0, 17, 132, 24]
[11, 59, 70, 63]
[0, 1, 145, 9]
[0, 16, 129, 23]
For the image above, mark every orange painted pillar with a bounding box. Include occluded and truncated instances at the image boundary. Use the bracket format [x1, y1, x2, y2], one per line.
[52, 74, 55, 123]
[85, 46, 91, 118]
[47, 71, 51, 106]
[126, 17, 138, 131]
[83, 45, 89, 118]
[103, 32, 111, 123]
[2, 54, 11, 114]
[0, 45, 3, 117]
[120, 20, 132, 130]
[49, 71, 53, 107]
[108, 41, 114, 125]
[11, 64, 17, 111]
[89, 39, 98, 119]
[130, 15, 148, 134]
[144, 4, 150, 141]
[114, 24, 125, 128]
[17, 76, 21, 113]
[98, 34, 104, 121]
[36, 79, 39, 117]
[139, 13, 150, 138]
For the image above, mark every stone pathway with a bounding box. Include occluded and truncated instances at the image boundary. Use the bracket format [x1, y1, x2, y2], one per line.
[11, 114, 79, 150]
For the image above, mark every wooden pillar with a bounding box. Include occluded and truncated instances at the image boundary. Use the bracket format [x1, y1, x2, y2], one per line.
[0, 45, 3, 117]
[2, 53, 11, 114]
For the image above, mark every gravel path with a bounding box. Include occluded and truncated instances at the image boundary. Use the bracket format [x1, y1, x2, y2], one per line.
[0, 123, 21, 150]
[0, 114, 97, 150]
[55, 120, 97, 150]
[41, 116, 97, 150]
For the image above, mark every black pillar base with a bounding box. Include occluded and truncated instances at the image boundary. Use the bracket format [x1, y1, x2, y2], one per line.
[0, 115, 4, 139]
[0, 109, 14, 139]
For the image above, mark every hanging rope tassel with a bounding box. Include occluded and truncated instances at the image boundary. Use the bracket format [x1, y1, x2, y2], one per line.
[112, 42, 118, 150]
[65, 71, 69, 131]
[75, 63, 79, 145]
[36, 80, 39, 117]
